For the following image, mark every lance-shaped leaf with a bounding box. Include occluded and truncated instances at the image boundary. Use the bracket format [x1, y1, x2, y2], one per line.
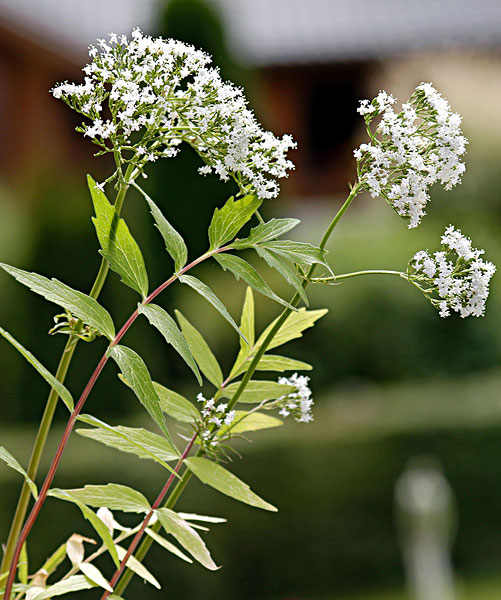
[178, 274, 246, 343]
[175, 311, 223, 388]
[208, 194, 262, 250]
[218, 411, 283, 435]
[261, 240, 332, 272]
[240, 286, 254, 350]
[255, 307, 328, 352]
[222, 380, 294, 403]
[138, 303, 202, 385]
[232, 354, 312, 378]
[145, 528, 193, 564]
[255, 246, 308, 306]
[152, 382, 200, 423]
[48, 489, 120, 567]
[0, 447, 38, 499]
[19, 542, 28, 585]
[0, 263, 115, 339]
[185, 457, 277, 511]
[109, 345, 172, 443]
[115, 545, 161, 589]
[155, 508, 218, 570]
[52, 483, 150, 514]
[232, 218, 300, 247]
[214, 253, 294, 310]
[79, 564, 113, 593]
[77, 414, 180, 469]
[137, 185, 187, 271]
[88, 175, 148, 298]
[40, 544, 67, 577]
[0, 326, 73, 411]
[29, 575, 96, 599]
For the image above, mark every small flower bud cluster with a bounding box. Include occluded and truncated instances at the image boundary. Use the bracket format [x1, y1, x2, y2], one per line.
[354, 84, 468, 228]
[197, 393, 236, 447]
[275, 373, 314, 423]
[52, 29, 295, 199]
[408, 226, 496, 318]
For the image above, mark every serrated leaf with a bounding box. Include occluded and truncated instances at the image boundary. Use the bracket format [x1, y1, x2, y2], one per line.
[218, 411, 283, 435]
[222, 380, 294, 403]
[138, 303, 201, 384]
[145, 528, 193, 564]
[115, 545, 161, 589]
[137, 185, 187, 271]
[0, 326, 73, 411]
[232, 354, 312, 378]
[28, 575, 95, 599]
[262, 240, 329, 269]
[208, 194, 262, 250]
[152, 382, 200, 423]
[77, 414, 180, 470]
[52, 484, 150, 514]
[214, 253, 294, 310]
[79, 563, 113, 592]
[185, 457, 277, 511]
[255, 307, 328, 352]
[0, 447, 38, 499]
[109, 345, 172, 443]
[255, 247, 309, 306]
[178, 275, 246, 343]
[89, 175, 148, 298]
[155, 508, 218, 570]
[175, 311, 223, 388]
[0, 263, 115, 339]
[233, 218, 300, 247]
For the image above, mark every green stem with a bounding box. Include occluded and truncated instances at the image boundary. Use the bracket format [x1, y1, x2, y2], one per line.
[113, 182, 362, 596]
[0, 164, 135, 575]
[334, 269, 405, 281]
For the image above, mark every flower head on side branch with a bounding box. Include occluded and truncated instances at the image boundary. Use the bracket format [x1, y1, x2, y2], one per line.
[52, 29, 295, 198]
[354, 84, 468, 228]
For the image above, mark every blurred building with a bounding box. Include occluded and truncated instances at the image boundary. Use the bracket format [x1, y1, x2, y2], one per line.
[0, 0, 500, 193]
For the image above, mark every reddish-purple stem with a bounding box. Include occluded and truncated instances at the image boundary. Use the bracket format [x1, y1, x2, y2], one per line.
[101, 432, 198, 599]
[2, 247, 228, 600]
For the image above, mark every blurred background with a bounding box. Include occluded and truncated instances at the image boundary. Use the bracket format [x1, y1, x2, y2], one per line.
[1, 1, 501, 598]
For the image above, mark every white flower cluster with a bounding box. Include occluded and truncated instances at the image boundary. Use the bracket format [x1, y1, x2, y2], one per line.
[354, 84, 468, 228]
[276, 373, 314, 423]
[408, 226, 495, 318]
[196, 392, 236, 447]
[52, 29, 295, 199]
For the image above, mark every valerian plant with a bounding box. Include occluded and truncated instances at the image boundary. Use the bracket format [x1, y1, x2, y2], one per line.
[0, 29, 495, 599]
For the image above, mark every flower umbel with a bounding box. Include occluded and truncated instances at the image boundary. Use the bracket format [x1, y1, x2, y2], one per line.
[407, 225, 496, 318]
[272, 373, 314, 423]
[354, 84, 468, 228]
[52, 29, 295, 198]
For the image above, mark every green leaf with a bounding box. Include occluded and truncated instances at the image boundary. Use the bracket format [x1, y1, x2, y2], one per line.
[115, 545, 161, 589]
[214, 253, 294, 310]
[222, 380, 294, 403]
[152, 382, 200, 423]
[52, 483, 150, 513]
[29, 575, 96, 599]
[48, 489, 120, 567]
[0, 326, 74, 411]
[255, 307, 328, 352]
[155, 508, 219, 570]
[88, 175, 148, 298]
[178, 275, 246, 343]
[218, 411, 283, 435]
[19, 542, 28, 585]
[255, 247, 309, 306]
[185, 457, 277, 511]
[77, 414, 180, 470]
[261, 240, 329, 269]
[79, 563, 113, 592]
[239, 286, 254, 350]
[175, 311, 223, 388]
[137, 185, 187, 271]
[145, 528, 193, 564]
[232, 354, 312, 378]
[0, 447, 38, 499]
[0, 263, 115, 339]
[40, 543, 67, 576]
[138, 303, 202, 385]
[208, 194, 262, 250]
[232, 218, 300, 247]
[178, 513, 227, 524]
[109, 345, 172, 443]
